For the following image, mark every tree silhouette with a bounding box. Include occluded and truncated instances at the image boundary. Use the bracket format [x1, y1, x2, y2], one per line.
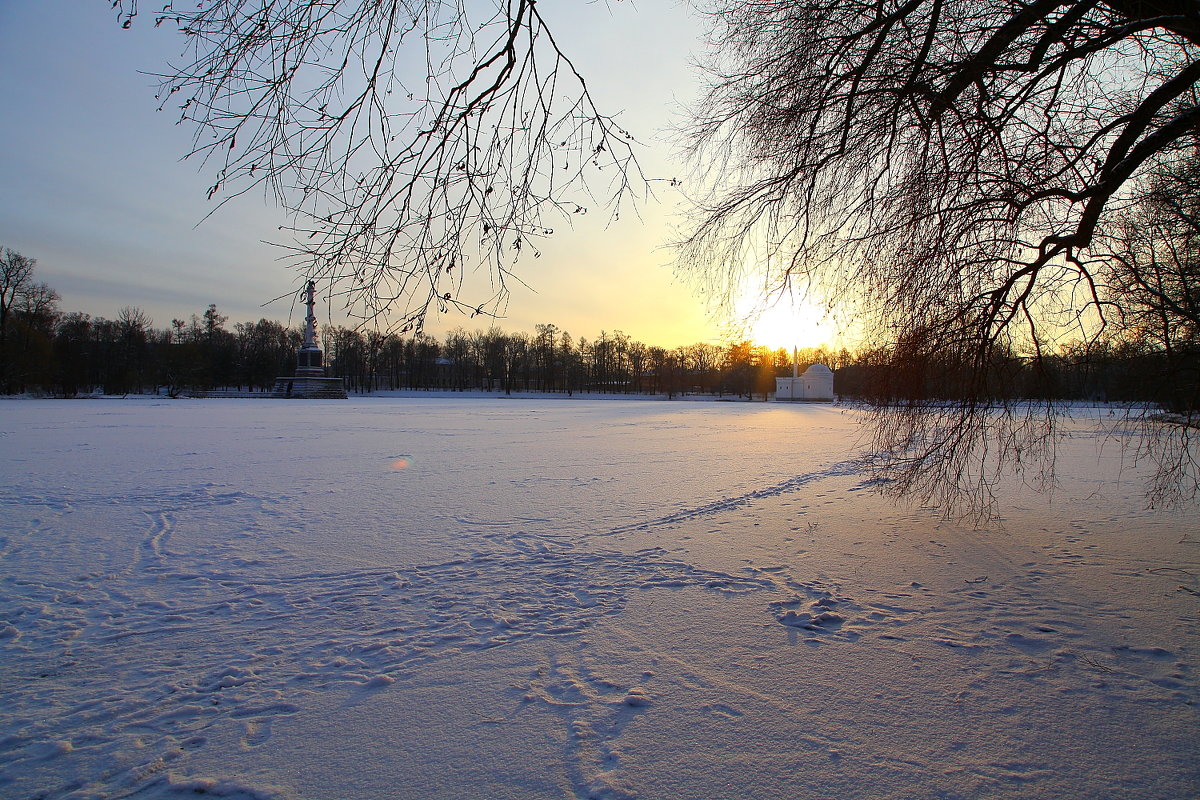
[679, 0, 1199, 513]
[1, 247, 38, 391]
[117, 0, 642, 334]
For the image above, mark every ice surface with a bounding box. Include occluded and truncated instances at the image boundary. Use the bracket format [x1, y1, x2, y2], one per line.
[1, 397, 1196, 799]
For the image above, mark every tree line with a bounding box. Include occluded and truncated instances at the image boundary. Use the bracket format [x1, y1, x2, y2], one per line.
[0, 253, 828, 399]
[0, 245, 1189, 407]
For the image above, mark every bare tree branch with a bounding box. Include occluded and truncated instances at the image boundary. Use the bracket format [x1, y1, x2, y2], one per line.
[681, 0, 1199, 512]
[117, 0, 645, 332]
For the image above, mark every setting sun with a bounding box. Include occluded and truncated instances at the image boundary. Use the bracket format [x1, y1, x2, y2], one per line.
[738, 294, 833, 350]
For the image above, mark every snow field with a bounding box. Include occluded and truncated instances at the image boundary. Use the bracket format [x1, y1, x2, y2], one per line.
[0, 397, 1196, 799]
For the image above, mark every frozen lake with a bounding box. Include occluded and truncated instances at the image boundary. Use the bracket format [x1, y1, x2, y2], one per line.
[2, 397, 1197, 798]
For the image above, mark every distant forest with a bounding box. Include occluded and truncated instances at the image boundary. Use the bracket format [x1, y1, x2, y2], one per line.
[0, 250, 1183, 406]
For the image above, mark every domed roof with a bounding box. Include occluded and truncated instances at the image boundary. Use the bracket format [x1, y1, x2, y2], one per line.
[802, 363, 833, 375]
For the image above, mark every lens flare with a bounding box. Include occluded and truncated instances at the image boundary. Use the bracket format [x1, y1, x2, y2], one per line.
[390, 456, 412, 471]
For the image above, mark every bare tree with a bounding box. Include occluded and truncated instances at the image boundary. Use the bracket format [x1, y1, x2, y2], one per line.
[1099, 149, 1199, 408]
[1094, 147, 1199, 505]
[7, 281, 61, 394]
[1, 248, 38, 391]
[679, 0, 1199, 514]
[117, 0, 643, 332]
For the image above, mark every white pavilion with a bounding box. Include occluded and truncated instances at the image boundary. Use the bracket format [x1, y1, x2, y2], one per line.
[775, 362, 834, 401]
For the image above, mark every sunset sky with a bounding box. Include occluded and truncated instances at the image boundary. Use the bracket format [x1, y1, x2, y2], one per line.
[0, 1, 837, 350]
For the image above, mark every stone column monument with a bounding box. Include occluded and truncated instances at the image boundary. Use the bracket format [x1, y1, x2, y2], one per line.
[296, 280, 325, 377]
[272, 281, 348, 398]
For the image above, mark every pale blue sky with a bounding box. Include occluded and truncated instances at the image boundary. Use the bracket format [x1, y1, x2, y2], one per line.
[0, 0, 756, 346]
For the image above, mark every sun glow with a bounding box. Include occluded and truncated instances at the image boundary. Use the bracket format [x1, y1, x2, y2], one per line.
[741, 296, 834, 351]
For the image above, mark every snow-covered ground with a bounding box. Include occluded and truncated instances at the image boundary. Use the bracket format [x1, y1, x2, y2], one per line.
[1, 397, 1196, 799]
